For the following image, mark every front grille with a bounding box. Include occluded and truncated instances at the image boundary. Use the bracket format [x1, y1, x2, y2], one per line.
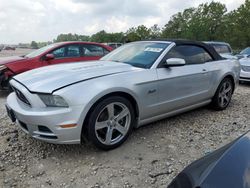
[242, 65, 250, 72]
[38, 126, 53, 133]
[39, 135, 58, 139]
[13, 87, 31, 106]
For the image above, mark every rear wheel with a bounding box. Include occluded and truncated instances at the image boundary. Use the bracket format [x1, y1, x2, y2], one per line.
[211, 78, 233, 110]
[86, 96, 135, 150]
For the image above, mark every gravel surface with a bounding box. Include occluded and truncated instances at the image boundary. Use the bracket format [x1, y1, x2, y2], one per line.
[0, 50, 250, 187]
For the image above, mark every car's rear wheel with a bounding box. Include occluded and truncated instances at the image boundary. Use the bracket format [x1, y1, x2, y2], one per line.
[211, 78, 233, 110]
[86, 96, 135, 150]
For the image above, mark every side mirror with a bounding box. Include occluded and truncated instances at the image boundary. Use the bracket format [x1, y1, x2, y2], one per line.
[164, 58, 186, 67]
[45, 54, 55, 61]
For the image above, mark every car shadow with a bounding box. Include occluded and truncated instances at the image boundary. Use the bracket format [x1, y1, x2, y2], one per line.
[239, 82, 250, 87]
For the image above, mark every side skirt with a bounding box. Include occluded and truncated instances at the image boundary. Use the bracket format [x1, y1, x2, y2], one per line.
[136, 100, 211, 128]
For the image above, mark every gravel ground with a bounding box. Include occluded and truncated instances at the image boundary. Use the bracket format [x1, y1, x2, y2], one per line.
[0, 50, 250, 188]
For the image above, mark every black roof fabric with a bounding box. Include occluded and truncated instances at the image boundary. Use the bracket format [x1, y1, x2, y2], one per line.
[147, 39, 223, 61]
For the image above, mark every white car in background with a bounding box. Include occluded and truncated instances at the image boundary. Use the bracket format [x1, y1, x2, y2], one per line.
[205, 42, 250, 82]
[236, 48, 250, 83]
[236, 47, 250, 59]
[239, 57, 250, 82]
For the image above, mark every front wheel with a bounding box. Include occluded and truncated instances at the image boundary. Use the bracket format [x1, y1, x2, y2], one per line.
[86, 96, 135, 150]
[211, 78, 233, 110]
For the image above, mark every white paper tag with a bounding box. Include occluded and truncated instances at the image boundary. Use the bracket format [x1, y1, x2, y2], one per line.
[144, 47, 163, 53]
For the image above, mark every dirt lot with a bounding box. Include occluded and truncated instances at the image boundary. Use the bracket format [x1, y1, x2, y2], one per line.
[0, 48, 34, 57]
[0, 49, 250, 188]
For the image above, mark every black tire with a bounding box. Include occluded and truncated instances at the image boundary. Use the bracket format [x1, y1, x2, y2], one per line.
[211, 78, 233, 110]
[0, 77, 12, 92]
[86, 96, 135, 150]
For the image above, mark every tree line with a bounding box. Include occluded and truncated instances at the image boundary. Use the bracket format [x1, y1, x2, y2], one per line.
[31, 0, 250, 50]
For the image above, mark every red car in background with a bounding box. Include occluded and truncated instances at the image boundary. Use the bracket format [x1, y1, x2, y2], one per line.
[0, 42, 112, 90]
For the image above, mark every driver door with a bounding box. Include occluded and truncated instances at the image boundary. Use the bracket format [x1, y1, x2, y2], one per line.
[45, 45, 83, 65]
[156, 45, 213, 115]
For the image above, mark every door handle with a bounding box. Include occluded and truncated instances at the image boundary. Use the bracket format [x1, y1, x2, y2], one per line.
[202, 69, 208, 74]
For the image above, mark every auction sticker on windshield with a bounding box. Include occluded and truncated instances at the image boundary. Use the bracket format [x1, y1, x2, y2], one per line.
[144, 47, 163, 53]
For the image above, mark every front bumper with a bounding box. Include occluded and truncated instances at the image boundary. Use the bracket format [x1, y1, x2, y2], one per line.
[240, 70, 250, 82]
[6, 92, 84, 144]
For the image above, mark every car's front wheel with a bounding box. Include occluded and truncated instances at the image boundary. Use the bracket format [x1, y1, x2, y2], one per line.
[211, 77, 233, 110]
[86, 96, 135, 150]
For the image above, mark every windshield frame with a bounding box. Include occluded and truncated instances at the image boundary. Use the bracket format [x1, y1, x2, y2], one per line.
[101, 41, 172, 69]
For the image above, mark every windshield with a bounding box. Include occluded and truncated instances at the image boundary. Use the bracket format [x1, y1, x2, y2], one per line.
[240, 47, 250, 55]
[101, 42, 170, 68]
[25, 43, 59, 58]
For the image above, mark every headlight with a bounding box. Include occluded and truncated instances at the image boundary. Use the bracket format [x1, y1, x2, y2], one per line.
[38, 94, 68, 107]
[0, 65, 7, 71]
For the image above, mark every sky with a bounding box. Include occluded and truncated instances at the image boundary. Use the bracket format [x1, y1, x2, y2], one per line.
[0, 0, 245, 44]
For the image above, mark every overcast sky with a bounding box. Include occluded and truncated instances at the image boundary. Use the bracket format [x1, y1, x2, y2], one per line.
[0, 0, 245, 44]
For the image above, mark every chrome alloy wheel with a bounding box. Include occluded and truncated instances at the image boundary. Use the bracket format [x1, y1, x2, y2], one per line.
[95, 102, 131, 145]
[218, 80, 233, 108]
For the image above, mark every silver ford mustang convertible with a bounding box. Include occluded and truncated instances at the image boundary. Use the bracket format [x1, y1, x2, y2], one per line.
[6, 40, 240, 150]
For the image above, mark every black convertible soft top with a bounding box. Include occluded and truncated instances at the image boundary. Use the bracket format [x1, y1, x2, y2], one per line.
[148, 39, 223, 61]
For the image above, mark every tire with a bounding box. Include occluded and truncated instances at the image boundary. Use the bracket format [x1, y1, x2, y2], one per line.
[0, 77, 12, 92]
[86, 96, 135, 150]
[211, 78, 233, 110]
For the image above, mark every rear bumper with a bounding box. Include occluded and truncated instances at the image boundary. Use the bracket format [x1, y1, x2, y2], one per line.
[6, 92, 84, 144]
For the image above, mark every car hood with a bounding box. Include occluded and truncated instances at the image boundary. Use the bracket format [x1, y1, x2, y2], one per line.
[13, 61, 139, 93]
[220, 53, 238, 60]
[239, 58, 250, 66]
[0, 56, 26, 65]
[168, 131, 250, 188]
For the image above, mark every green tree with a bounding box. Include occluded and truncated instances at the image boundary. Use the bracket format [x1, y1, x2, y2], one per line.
[224, 0, 250, 48]
[162, 2, 227, 41]
[90, 31, 125, 43]
[55, 33, 90, 42]
[162, 8, 196, 39]
[30, 41, 38, 49]
[149, 24, 161, 39]
[125, 27, 140, 42]
[91, 30, 109, 42]
[125, 25, 151, 42]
